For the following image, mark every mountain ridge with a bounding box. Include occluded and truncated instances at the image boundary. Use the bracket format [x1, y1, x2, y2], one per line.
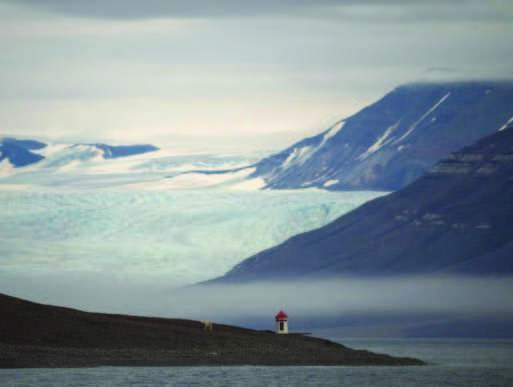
[211, 126, 513, 282]
[0, 137, 159, 169]
[248, 81, 513, 191]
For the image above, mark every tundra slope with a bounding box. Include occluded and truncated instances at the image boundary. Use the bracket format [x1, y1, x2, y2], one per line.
[0, 293, 423, 368]
[214, 127, 513, 281]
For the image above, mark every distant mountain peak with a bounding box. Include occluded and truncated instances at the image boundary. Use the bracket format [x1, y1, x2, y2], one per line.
[249, 80, 513, 191]
[0, 138, 46, 168]
[92, 143, 159, 159]
[0, 137, 160, 169]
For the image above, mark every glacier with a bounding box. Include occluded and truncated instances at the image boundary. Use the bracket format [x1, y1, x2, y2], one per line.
[0, 188, 386, 295]
[0, 145, 389, 311]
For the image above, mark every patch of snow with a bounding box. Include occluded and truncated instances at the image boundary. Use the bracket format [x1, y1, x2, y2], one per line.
[280, 121, 345, 172]
[0, 158, 15, 177]
[32, 143, 68, 157]
[282, 146, 315, 169]
[431, 116, 437, 122]
[358, 121, 400, 160]
[316, 121, 346, 154]
[323, 121, 345, 142]
[323, 179, 339, 187]
[230, 177, 266, 190]
[498, 115, 513, 131]
[397, 145, 405, 151]
[395, 92, 451, 143]
[57, 159, 86, 172]
[127, 167, 257, 191]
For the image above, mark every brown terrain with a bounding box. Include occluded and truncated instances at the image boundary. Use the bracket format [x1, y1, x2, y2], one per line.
[0, 293, 425, 368]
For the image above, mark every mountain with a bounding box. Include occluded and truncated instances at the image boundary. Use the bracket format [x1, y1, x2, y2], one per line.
[0, 138, 266, 190]
[0, 137, 159, 170]
[1, 137, 47, 151]
[91, 143, 158, 159]
[0, 138, 46, 167]
[213, 127, 513, 282]
[249, 81, 513, 191]
[0, 293, 423, 368]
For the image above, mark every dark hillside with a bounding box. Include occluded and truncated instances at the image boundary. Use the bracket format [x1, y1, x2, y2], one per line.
[0, 293, 424, 368]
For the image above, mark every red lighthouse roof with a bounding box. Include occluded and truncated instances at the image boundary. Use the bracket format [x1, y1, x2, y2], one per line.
[275, 310, 288, 320]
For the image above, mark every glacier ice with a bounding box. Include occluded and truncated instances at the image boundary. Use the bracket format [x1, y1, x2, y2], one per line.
[0, 189, 386, 289]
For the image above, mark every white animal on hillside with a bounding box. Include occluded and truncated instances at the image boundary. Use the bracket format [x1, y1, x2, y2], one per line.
[201, 320, 213, 332]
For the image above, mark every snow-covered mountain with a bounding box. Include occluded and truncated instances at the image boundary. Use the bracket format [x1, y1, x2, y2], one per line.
[210, 126, 513, 282]
[249, 81, 513, 191]
[4, 81, 513, 191]
[0, 138, 158, 170]
[0, 137, 265, 189]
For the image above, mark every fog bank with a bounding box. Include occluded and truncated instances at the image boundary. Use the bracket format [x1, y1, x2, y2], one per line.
[2, 274, 512, 324]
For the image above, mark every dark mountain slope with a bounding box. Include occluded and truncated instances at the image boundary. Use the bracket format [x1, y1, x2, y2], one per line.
[93, 143, 159, 158]
[215, 127, 513, 281]
[251, 81, 513, 191]
[0, 293, 423, 368]
[0, 138, 46, 167]
[1, 138, 46, 150]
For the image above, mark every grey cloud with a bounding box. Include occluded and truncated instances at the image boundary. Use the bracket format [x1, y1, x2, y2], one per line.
[1, 0, 512, 145]
[425, 67, 460, 73]
[6, 0, 354, 19]
[7, 0, 511, 22]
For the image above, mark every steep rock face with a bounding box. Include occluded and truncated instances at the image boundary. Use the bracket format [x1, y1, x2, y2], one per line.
[252, 82, 513, 191]
[216, 128, 513, 281]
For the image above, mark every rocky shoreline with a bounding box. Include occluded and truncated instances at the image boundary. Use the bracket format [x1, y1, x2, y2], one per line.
[0, 293, 424, 368]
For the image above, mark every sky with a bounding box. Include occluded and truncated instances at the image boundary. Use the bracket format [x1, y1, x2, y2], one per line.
[1, 0, 513, 151]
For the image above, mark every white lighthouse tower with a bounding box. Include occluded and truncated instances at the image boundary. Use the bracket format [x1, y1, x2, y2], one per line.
[275, 310, 289, 334]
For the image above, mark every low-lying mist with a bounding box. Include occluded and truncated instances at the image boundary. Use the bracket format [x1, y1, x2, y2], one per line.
[2, 273, 512, 328]
[179, 277, 513, 319]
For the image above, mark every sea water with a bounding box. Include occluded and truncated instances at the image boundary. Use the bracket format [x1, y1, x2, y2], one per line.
[1, 339, 512, 386]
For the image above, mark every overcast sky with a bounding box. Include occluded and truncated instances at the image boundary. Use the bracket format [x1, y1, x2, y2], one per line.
[1, 0, 512, 150]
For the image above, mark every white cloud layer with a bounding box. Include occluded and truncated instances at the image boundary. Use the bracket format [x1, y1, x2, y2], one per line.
[0, 0, 512, 150]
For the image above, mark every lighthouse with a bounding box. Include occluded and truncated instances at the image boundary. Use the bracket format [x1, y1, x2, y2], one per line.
[275, 310, 288, 334]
